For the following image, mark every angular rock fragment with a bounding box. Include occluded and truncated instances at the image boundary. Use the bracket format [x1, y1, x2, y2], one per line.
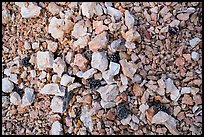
[181, 87, 191, 94]
[109, 39, 126, 52]
[50, 96, 64, 113]
[80, 105, 93, 132]
[165, 78, 180, 101]
[109, 62, 120, 76]
[125, 10, 135, 29]
[50, 121, 63, 135]
[91, 52, 108, 72]
[40, 83, 65, 96]
[60, 74, 75, 86]
[71, 20, 87, 39]
[177, 13, 190, 21]
[123, 29, 141, 43]
[47, 40, 58, 53]
[73, 54, 88, 71]
[81, 2, 96, 18]
[152, 111, 170, 124]
[83, 68, 97, 79]
[119, 59, 137, 79]
[21, 88, 35, 107]
[93, 21, 108, 34]
[189, 37, 201, 48]
[2, 10, 11, 25]
[2, 77, 14, 93]
[107, 7, 122, 20]
[53, 57, 66, 77]
[48, 2, 62, 15]
[73, 35, 90, 51]
[36, 51, 54, 70]
[65, 52, 74, 64]
[10, 92, 21, 106]
[191, 51, 199, 61]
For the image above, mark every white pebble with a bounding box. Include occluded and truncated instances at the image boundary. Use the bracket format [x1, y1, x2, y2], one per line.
[2, 77, 14, 93]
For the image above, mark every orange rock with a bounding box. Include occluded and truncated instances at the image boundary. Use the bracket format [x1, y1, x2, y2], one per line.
[145, 107, 155, 123]
[120, 92, 128, 101]
[175, 57, 185, 67]
[106, 110, 116, 121]
[73, 54, 88, 71]
[132, 83, 143, 97]
[182, 94, 194, 105]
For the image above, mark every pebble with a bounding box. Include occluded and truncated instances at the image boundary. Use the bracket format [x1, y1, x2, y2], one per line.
[30, 70, 36, 78]
[100, 100, 115, 109]
[40, 83, 65, 96]
[189, 37, 201, 48]
[145, 107, 155, 123]
[2, 9, 11, 24]
[71, 20, 87, 39]
[2, 96, 10, 108]
[65, 52, 74, 64]
[53, 57, 66, 77]
[91, 52, 108, 72]
[88, 32, 108, 52]
[182, 94, 194, 105]
[50, 121, 63, 135]
[21, 87, 35, 107]
[124, 29, 141, 43]
[175, 57, 185, 67]
[159, 6, 169, 17]
[10, 92, 21, 106]
[152, 111, 170, 124]
[36, 51, 54, 70]
[93, 21, 108, 34]
[48, 2, 61, 15]
[119, 59, 137, 79]
[132, 114, 140, 124]
[109, 62, 120, 76]
[173, 106, 181, 117]
[24, 40, 31, 50]
[139, 103, 149, 113]
[165, 78, 180, 101]
[82, 68, 97, 79]
[121, 114, 131, 125]
[133, 74, 142, 83]
[67, 83, 81, 91]
[191, 51, 199, 61]
[132, 83, 143, 97]
[50, 96, 64, 113]
[60, 74, 75, 86]
[157, 78, 165, 96]
[106, 110, 116, 121]
[9, 74, 18, 84]
[120, 74, 128, 85]
[80, 105, 93, 132]
[193, 95, 202, 105]
[39, 71, 46, 80]
[125, 41, 136, 49]
[181, 87, 191, 94]
[125, 10, 135, 29]
[107, 6, 122, 20]
[73, 54, 88, 71]
[4, 68, 11, 76]
[15, 2, 41, 18]
[32, 42, 39, 50]
[81, 2, 96, 18]
[177, 13, 190, 21]
[109, 39, 126, 52]
[47, 40, 58, 53]
[2, 77, 14, 93]
[169, 19, 180, 27]
[73, 36, 89, 51]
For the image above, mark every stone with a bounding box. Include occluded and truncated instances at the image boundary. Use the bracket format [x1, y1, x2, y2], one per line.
[65, 52, 74, 64]
[21, 88, 35, 107]
[88, 32, 108, 52]
[80, 105, 93, 132]
[120, 74, 128, 85]
[165, 78, 180, 101]
[83, 68, 97, 79]
[182, 94, 194, 105]
[93, 3, 103, 16]
[121, 114, 131, 125]
[2, 96, 10, 108]
[133, 74, 142, 83]
[159, 6, 169, 17]
[164, 116, 179, 135]
[150, 7, 158, 13]
[93, 21, 108, 34]
[100, 100, 115, 109]
[73, 54, 88, 71]
[60, 74, 75, 86]
[15, 2, 41, 18]
[132, 114, 139, 124]
[157, 78, 165, 96]
[47, 40, 58, 53]
[71, 20, 87, 39]
[181, 87, 191, 94]
[107, 6, 122, 20]
[39, 71, 46, 80]
[125, 41, 136, 49]
[9, 74, 18, 84]
[24, 40, 31, 50]
[152, 111, 170, 124]
[53, 57, 66, 77]
[2, 77, 14, 93]
[48, 17, 74, 39]
[67, 83, 81, 91]
[50, 121, 63, 135]
[36, 51, 54, 70]
[40, 83, 65, 96]
[169, 20, 180, 27]
[177, 13, 190, 21]
[81, 2, 96, 18]
[48, 2, 61, 15]
[133, 83, 143, 97]
[189, 37, 201, 48]
[73, 35, 90, 51]
[173, 106, 181, 117]
[32, 42, 39, 50]
[50, 96, 64, 113]
[175, 57, 185, 67]
[102, 71, 115, 84]
[193, 95, 202, 105]
[139, 103, 149, 113]
[10, 92, 21, 106]
[91, 52, 108, 72]
[30, 70, 36, 78]
[125, 10, 135, 29]
[4, 68, 11, 77]
[49, 114, 61, 122]
[106, 110, 116, 121]
[145, 107, 155, 123]
[109, 39, 126, 52]
[191, 51, 199, 61]
[124, 29, 141, 43]
[119, 59, 137, 79]
[109, 62, 120, 75]
[52, 74, 60, 83]
[2, 10, 11, 24]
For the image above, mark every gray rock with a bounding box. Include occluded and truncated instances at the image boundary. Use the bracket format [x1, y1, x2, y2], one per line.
[132, 114, 140, 124]
[71, 20, 87, 39]
[36, 51, 54, 70]
[50, 121, 63, 135]
[121, 114, 131, 125]
[22, 88, 35, 107]
[125, 10, 135, 29]
[10, 92, 21, 105]
[80, 105, 93, 132]
[2, 96, 10, 108]
[190, 37, 201, 48]
[119, 59, 137, 79]
[50, 96, 64, 113]
[48, 2, 62, 15]
[107, 7, 122, 20]
[139, 103, 149, 113]
[109, 39, 126, 52]
[100, 100, 115, 109]
[181, 87, 191, 94]
[91, 52, 108, 72]
[133, 74, 142, 83]
[109, 62, 120, 76]
[83, 68, 97, 79]
[40, 83, 65, 96]
[152, 111, 170, 124]
[2, 77, 14, 93]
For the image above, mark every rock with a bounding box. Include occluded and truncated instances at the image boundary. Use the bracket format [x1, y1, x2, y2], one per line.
[157, 78, 165, 96]
[65, 52, 74, 64]
[173, 106, 181, 117]
[125, 41, 136, 49]
[145, 107, 155, 123]
[91, 52, 108, 72]
[39, 71, 46, 80]
[60, 74, 75, 86]
[139, 103, 149, 113]
[106, 110, 116, 121]
[119, 59, 137, 79]
[175, 57, 185, 67]
[159, 6, 169, 17]
[73, 35, 90, 51]
[50, 121, 63, 135]
[133, 74, 142, 83]
[93, 21, 108, 34]
[109, 39, 126, 52]
[2, 77, 14, 93]
[150, 7, 158, 13]
[107, 7, 122, 20]
[9, 74, 18, 84]
[30, 70, 36, 78]
[184, 7, 196, 13]
[49, 114, 61, 122]
[2, 96, 10, 108]
[48, 17, 74, 39]
[88, 32, 108, 52]
[120, 74, 128, 85]
[100, 100, 115, 109]
[193, 95, 202, 105]
[102, 70, 115, 84]
[177, 13, 190, 21]
[182, 94, 194, 105]
[132, 114, 140, 124]
[80, 105, 93, 132]
[109, 62, 120, 75]
[165, 78, 180, 101]
[10, 92, 21, 106]
[125, 10, 135, 29]
[144, 9, 151, 22]
[47, 40, 58, 53]
[40, 83, 65, 96]
[48, 2, 61, 15]
[24, 40, 31, 50]
[4, 68, 11, 77]
[124, 29, 141, 43]
[81, 2, 96, 18]
[21, 88, 35, 107]
[67, 83, 81, 91]
[121, 114, 131, 125]
[93, 3, 103, 16]
[83, 94, 92, 105]
[36, 51, 54, 70]
[50, 96, 64, 113]
[53, 57, 66, 77]
[2, 10, 11, 24]
[169, 20, 180, 27]
[83, 68, 97, 79]
[52, 74, 60, 83]
[15, 2, 41, 18]
[189, 37, 201, 48]
[32, 42, 39, 50]
[152, 111, 170, 124]
[181, 87, 191, 94]
[71, 20, 87, 39]
[191, 51, 199, 61]
[73, 54, 88, 71]
[164, 116, 179, 135]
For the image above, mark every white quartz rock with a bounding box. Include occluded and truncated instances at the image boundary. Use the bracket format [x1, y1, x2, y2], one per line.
[71, 20, 87, 39]
[68, 83, 81, 91]
[190, 37, 201, 48]
[121, 115, 131, 125]
[125, 10, 135, 29]
[152, 111, 170, 124]
[119, 59, 137, 79]
[82, 68, 97, 79]
[80, 105, 93, 132]
[181, 87, 191, 94]
[22, 88, 35, 107]
[139, 103, 149, 113]
[81, 2, 96, 18]
[109, 62, 120, 75]
[53, 57, 66, 77]
[165, 78, 180, 101]
[10, 92, 21, 105]
[60, 74, 75, 86]
[120, 74, 128, 85]
[47, 40, 58, 53]
[2, 77, 14, 93]
[100, 100, 116, 109]
[40, 83, 65, 96]
[191, 51, 199, 61]
[50, 121, 63, 135]
[107, 7, 122, 20]
[102, 71, 115, 84]
[36, 51, 54, 70]
[91, 52, 108, 72]
[50, 96, 64, 113]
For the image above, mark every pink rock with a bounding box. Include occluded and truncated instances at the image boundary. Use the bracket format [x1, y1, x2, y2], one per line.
[177, 13, 190, 21]
[93, 21, 108, 34]
[119, 59, 137, 79]
[53, 57, 66, 77]
[73, 54, 88, 71]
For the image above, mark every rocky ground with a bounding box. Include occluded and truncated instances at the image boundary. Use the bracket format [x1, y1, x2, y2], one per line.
[2, 2, 202, 135]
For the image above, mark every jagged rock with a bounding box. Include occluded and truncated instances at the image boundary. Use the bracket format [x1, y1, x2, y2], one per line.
[40, 83, 65, 96]
[47, 40, 58, 53]
[71, 20, 87, 39]
[107, 6, 122, 20]
[80, 105, 93, 132]
[53, 57, 66, 77]
[165, 78, 180, 101]
[2, 77, 14, 93]
[10, 92, 21, 106]
[82, 68, 97, 79]
[119, 59, 137, 79]
[60, 74, 75, 86]
[91, 52, 108, 72]
[36, 51, 54, 70]
[48, 2, 62, 15]
[81, 2, 96, 18]
[189, 37, 201, 48]
[50, 96, 64, 113]
[50, 121, 63, 135]
[152, 111, 170, 124]
[125, 10, 135, 29]
[73, 54, 88, 71]
[21, 88, 35, 107]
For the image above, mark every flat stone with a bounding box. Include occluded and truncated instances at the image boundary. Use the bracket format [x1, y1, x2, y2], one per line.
[40, 83, 65, 96]
[152, 111, 170, 124]
[165, 78, 180, 101]
[53, 57, 66, 77]
[50, 96, 64, 113]
[10, 92, 21, 105]
[102, 70, 115, 84]
[60, 74, 75, 86]
[169, 19, 180, 27]
[82, 68, 97, 79]
[125, 41, 136, 49]
[177, 13, 190, 21]
[73, 54, 88, 71]
[39, 71, 46, 80]
[47, 40, 58, 53]
[189, 37, 201, 48]
[50, 121, 63, 135]
[91, 52, 108, 72]
[125, 10, 135, 29]
[100, 100, 115, 109]
[21, 88, 35, 107]
[173, 106, 181, 117]
[2, 77, 14, 93]
[107, 6, 122, 20]
[119, 59, 137, 79]
[139, 103, 149, 113]
[81, 2, 96, 18]
[106, 110, 116, 121]
[159, 6, 169, 17]
[120, 74, 128, 85]
[2, 96, 10, 108]
[36, 51, 54, 70]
